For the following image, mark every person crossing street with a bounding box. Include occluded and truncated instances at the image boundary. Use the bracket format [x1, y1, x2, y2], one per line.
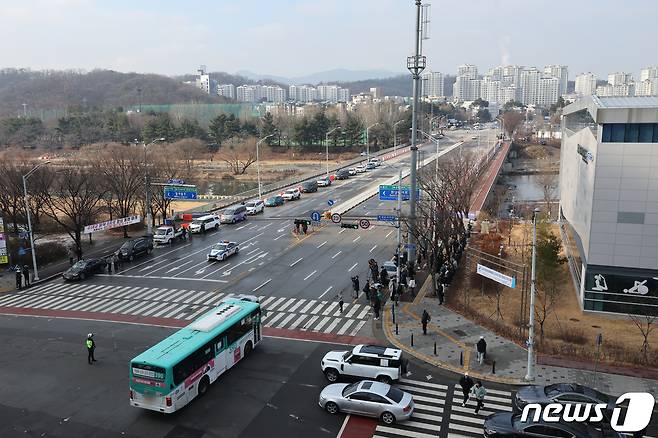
[471, 381, 487, 414]
[459, 372, 474, 406]
[86, 333, 97, 364]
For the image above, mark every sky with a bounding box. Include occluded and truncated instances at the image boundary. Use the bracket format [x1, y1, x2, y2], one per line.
[1, 0, 657, 80]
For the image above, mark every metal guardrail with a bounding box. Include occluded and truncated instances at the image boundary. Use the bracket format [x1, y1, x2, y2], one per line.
[182, 144, 411, 214]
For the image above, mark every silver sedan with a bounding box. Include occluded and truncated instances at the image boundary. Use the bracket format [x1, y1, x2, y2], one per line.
[318, 380, 414, 425]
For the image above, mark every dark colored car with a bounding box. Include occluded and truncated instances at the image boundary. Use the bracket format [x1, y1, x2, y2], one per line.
[265, 195, 285, 207]
[301, 181, 318, 193]
[116, 236, 153, 261]
[513, 383, 614, 413]
[483, 412, 623, 438]
[334, 169, 351, 180]
[62, 258, 107, 281]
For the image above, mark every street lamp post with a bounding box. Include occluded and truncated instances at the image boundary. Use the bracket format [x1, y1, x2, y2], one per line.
[256, 133, 276, 199]
[143, 138, 165, 235]
[22, 161, 50, 281]
[366, 122, 380, 164]
[325, 126, 342, 177]
[525, 207, 541, 382]
[393, 120, 404, 154]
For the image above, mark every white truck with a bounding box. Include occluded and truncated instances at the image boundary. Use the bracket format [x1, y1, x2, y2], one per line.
[153, 225, 184, 245]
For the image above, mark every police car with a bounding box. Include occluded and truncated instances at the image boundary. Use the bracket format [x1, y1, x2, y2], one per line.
[207, 241, 239, 262]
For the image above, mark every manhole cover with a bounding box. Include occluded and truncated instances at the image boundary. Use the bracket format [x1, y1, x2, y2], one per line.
[453, 329, 468, 337]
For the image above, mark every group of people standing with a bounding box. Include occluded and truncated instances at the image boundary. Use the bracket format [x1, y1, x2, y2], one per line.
[14, 265, 31, 290]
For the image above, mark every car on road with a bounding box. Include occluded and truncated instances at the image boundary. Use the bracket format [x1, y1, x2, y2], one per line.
[512, 383, 614, 413]
[319, 380, 413, 425]
[116, 236, 153, 261]
[62, 258, 107, 281]
[321, 344, 404, 384]
[245, 199, 265, 215]
[189, 214, 220, 233]
[334, 169, 351, 180]
[300, 181, 318, 193]
[369, 158, 382, 167]
[265, 195, 285, 207]
[281, 187, 301, 200]
[483, 412, 621, 438]
[207, 241, 239, 261]
[153, 225, 184, 244]
[221, 205, 248, 224]
[355, 164, 367, 173]
[471, 135, 477, 140]
[360, 151, 367, 156]
[348, 168, 357, 176]
[366, 162, 376, 170]
[317, 176, 332, 187]
[382, 261, 397, 278]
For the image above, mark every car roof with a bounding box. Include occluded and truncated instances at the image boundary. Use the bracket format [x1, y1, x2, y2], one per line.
[357, 380, 390, 396]
[354, 344, 401, 359]
[196, 214, 216, 220]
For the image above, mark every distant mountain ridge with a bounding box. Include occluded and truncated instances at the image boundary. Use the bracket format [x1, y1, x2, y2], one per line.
[235, 68, 402, 85]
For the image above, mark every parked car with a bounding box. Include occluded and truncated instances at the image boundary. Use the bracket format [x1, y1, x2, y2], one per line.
[245, 199, 265, 215]
[382, 261, 397, 278]
[366, 162, 376, 170]
[220, 205, 248, 224]
[116, 236, 153, 261]
[153, 225, 184, 244]
[207, 241, 239, 262]
[319, 380, 414, 425]
[355, 164, 367, 173]
[281, 187, 301, 200]
[321, 344, 405, 384]
[317, 176, 332, 187]
[369, 158, 382, 167]
[336, 169, 351, 180]
[348, 168, 357, 176]
[513, 383, 614, 413]
[300, 181, 318, 193]
[360, 151, 367, 156]
[483, 412, 623, 438]
[265, 195, 285, 207]
[62, 258, 107, 281]
[189, 214, 220, 233]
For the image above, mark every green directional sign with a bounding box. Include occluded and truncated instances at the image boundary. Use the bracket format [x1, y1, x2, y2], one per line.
[164, 185, 198, 200]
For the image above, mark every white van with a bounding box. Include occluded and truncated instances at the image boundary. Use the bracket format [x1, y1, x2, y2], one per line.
[220, 205, 248, 224]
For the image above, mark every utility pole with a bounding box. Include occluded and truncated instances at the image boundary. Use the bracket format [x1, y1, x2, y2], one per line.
[396, 169, 403, 287]
[406, 0, 427, 266]
[525, 207, 541, 381]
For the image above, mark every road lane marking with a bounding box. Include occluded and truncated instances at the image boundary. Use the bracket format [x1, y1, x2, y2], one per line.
[290, 257, 303, 267]
[258, 223, 272, 231]
[246, 248, 261, 255]
[273, 235, 284, 240]
[313, 316, 332, 331]
[369, 245, 377, 253]
[365, 211, 370, 215]
[117, 242, 195, 273]
[277, 228, 286, 233]
[331, 251, 342, 259]
[303, 270, 317, 281]
[352, 236, 361, 243]
[252, 279, 271, 292]
[260, 296, 277, 306]
[275, 313, 297, 329]
[97, 274, 228, 283]
[139, 259, 170, 272]
[318, 286, 333, 299]
[300, 300, 316, 313]
[266, 297, 287, 311]
[339, 229, 346, 234]
[201, 262, 232, 279]
[348, 262, 358, 272]
[322, 302, 338, 315]
[165, 259, 197, 273]
[301, 315, 319, 330]
[236, 224, 248, 230]
[317, 241, 327, 248]
[276, 299, 297, 312]
[385, 231, 393, 238]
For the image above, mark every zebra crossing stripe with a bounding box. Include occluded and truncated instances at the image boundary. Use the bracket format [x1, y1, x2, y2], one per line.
[274, 313, 297, 329]
[78, 285, 105, 296]
[153, 303, 181, 319]
[451, 413, 484, 425]
[25, 294, 64, 308]
[286, 299, 307, 313]
[336, 319, 354, 335]
[139, 288, 170, 301]
[288, 314, 308, 330]
[356, 306, 370, 319]
[260, 296, 277, 307]
[172, 289, 197, 302]
[110, 300, 141, 314]
[164, 289, 188, 301]
[321, 302, 338, 315]
[413, 407, 444, 416]
[399, 378, 448, 390]
[185, 306, 210, 320]
[344, 305, 360, 318]
[204, 294, 227, 307]
[301, 315, 319, 330]
[126, 300, 159, 315]
[183, 290, 207, 304]
[348, 320, 366, 336]
[264, 312, 287, 327]
[85, 299, 115, 312]
[60, 297, 97, 311]
[48, 296, 87, 310]
[448, 422, 481, 435]
[397, 384, 447, 397]
[141, 302, 171, 317]
[313, 316, 332, 331]
[115, 286, 147, 299]
[451, 397, 512, 410]
[266, 297, 287, 311]
[310, 302, 325, 314]
[299, 300, 316, 313]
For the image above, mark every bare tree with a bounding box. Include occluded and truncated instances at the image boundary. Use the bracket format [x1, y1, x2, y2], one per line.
[168, 138, 206, 183]
[38, 162, 108, 259]
[150, 152, 185, 222]
[95, 144, 144, 237]
[536, 170, 558, 219]
[218, 136, 257, 175]
[629, 314, 657, 364]
[501, 111, 524, 140]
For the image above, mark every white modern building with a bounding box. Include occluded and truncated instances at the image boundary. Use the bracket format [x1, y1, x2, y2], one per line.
[544, 65, 569, 96]
[421, 71, 445, 98]
[559, 95, 658, 316]
[597, 83, 636, 97]
[195, 66, 211, 94]
[636, 79, 658, 97]
[236, 85, 256, 102]
[217, 84, 235, 99]
[575, 73, 597, 96]
[453, 77, 480, 101]
[640, 67, 658, 82]
[457, 64, 478, 79]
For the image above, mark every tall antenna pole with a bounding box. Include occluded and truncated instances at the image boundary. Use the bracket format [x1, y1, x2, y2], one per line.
[406, 0, 426, 266]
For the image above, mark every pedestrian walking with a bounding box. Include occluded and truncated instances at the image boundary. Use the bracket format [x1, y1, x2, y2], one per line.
[471, 381, 487, 414]
[86, 333, 97, 364]
[181, 226, 187, 241]
[15, 268, 22, 290]
[477, 336, 487, 365]
[407, 263, 415, 279]
[337, 291, 344, 313]
[400, 267, 407, 289]
[421, 309, 431, 335]
[459, 373, 474, 406]
[373, 297, 381, 320]
[67, 245, 75, 266]
[301, 222, 308, 234]
[379, 267, 389, 288]
[389, 279, 396, 299]
[22, 265, 30, 287]
[408, 277, 416, 297]
[351, 275, 360, 299]
[396, 282, 404, 303]
[363, 279, 371, 301]
[438, 282, 445, 305]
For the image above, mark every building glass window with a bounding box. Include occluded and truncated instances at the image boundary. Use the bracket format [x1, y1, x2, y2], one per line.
[611, 124, 626, 142]
[601, 123, 658, 143]
[624, 123, 639, 142]
[639, 124, 654, 142]
[617, 212, 645, 224]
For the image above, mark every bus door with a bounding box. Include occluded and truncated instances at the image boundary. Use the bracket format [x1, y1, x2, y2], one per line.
[214, 337, 228, 375]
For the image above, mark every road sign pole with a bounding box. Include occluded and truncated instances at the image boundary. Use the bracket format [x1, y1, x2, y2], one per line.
[396, 169, 402, 286]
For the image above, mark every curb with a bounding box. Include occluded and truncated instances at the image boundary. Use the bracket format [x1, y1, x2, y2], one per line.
[382, 272, 526, 386]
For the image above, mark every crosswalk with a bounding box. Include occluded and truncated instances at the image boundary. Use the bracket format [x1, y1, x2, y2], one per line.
[372, 377, 514, 438]
[0, 282, 371, 336]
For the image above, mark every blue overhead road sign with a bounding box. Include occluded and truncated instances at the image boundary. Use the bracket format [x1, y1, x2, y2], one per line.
[164, 186, 198, 200]
[379, 185, 420, 201]
[377, 215, 397, 222]
[310, 211, 321, 222]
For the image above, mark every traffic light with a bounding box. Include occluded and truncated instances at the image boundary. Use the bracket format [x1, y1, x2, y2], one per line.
[341, 223, 358, 229]
[294, 219, 311, 225]
[360, 129, 367, 145]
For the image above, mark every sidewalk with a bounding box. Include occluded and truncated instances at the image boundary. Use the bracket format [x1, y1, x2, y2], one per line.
[382, 275, 658, 397]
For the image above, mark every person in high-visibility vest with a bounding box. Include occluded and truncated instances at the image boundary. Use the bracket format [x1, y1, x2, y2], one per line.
[86, 333, 97, 364]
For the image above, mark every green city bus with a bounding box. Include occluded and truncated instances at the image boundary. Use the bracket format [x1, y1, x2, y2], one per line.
[129, 296, 262, 413]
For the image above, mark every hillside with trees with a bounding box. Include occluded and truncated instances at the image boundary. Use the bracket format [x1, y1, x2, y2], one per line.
[0, 68, 223, 119]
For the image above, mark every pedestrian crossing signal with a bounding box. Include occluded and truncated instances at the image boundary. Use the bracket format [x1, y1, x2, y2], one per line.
[341, 223, 358, 229]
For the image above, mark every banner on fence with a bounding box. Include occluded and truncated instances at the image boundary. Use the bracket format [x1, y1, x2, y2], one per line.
[83, 215, 141, 234]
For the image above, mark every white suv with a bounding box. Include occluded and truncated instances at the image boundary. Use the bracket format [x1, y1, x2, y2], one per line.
[245, 199, 264, 215]
[281, 188, 301, 200]
[321, 344, 405, 385]
[189, 215, 220, 233]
